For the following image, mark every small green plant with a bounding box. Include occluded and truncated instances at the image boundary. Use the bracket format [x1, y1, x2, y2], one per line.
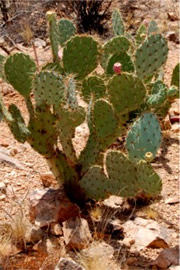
[0, 10, 179, 205]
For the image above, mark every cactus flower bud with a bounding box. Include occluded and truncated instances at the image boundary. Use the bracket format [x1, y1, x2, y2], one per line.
[145, 152, 153, 162]
[113, 62, 122, 74]
[58, 47, 63, 60]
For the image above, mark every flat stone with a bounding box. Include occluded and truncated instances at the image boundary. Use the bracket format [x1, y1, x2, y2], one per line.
[50, 223, 63, 236]
[26, 225, 45, 243]
[62, 217, 92, 250]
[103, 195, 123, 208]
[29, 188, 80, 227]
[122, 217, 173, 251]
[0, 182, 6, 194]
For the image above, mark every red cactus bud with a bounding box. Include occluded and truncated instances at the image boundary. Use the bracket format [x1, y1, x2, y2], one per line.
[113, 62, 122, 74]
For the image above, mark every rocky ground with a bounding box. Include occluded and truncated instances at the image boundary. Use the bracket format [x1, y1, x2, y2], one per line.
[0, 0, 179, 269]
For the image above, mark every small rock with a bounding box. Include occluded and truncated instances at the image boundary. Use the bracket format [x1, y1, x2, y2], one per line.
[29, 188, 80, 227]
[162, 114, 171, 130]
[26, 225, 45, 243]
[167, 12, 178, 21]
[165, 196, 179, 204]
[55, 257, 84, 270]
[9, 148, 18, 156]
[33, 237, 64, 255]
[0, 182, 6, 194]
[172, 123, 180, 133]
[103, 195, 123, 208]
[169, 100, 179, 116]
[40, 172, 56, 187]
[151, 246, 179, 269]
[126, 257, 138, 265]
[166, 31, 179, 43]
[169, 266, 180, 270]
[122, 217, 173, 251]
[0, 37, 5, 45]
[34, 38, 46, 48]
[0, 194, 6, 200]
[55, 258, 85, 270]
[50, 223, 63, 236]
[62, 217, 92, 250]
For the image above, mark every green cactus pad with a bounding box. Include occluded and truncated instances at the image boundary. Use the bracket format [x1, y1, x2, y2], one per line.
[0, 54, 6, 79]
[80, 166, 109, 200]
[105, 151, 139, 197]
[28, 105, 57, 157]
[34, 71, 65, 109]
[136, 161, 162, 195]
[102, 36, 130, 68]
[148, 20, 159, 35]
[82, 76, 106, 102]
[112, 9, 124, 36]
[4, 53, 36, 97]
[136, 24, 147, 46]
[63, 36, 99, 79]
[171, 63, 179, 88]
[135, 34, 168, 79]
[147, 80, 167, 107]
[126, 112, 162, 161]
[93, 99, 118, 140]
[106, 53, 134, 75]
[108, 74, 146, 115]
[46, 11, 59, 62]
[0, 98, 13, 122]
[8, 104, 30, 143]
[57, 19, 76, 46]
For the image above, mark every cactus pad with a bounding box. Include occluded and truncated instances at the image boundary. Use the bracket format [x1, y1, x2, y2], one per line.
[8, 104, 30, 143]
[148, 20, 159, 35]
[57, 19, 76, 46]
[106, 53, 134, 75]
[108, 74, 146, 115]
[4, 53, 36, 97]
[136, 24, 147, 46]
[112, 9, 124, 36]
[34, 71, 65, 108]
[28, 105, 57, 157]
[135, 34, 168, 79]
[147, 80, 167, 107]
[126, 113, 162, 161]
[82, 76, 106, 102]
[136, 161, 162, 195]
[93, 99, 118, 140]
[63, 36, 99, 79]
[102, 36, 130, 69]
[105, 151, 139, 197]
[171, 63, 179, 88]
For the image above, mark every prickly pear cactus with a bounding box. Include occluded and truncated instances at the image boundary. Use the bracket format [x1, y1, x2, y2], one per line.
[0, 10, 173, 205]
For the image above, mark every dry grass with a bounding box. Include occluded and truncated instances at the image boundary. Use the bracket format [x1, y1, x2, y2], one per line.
[77, 251, 110, 270]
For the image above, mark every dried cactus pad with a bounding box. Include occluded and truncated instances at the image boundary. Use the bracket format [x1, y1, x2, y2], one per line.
[135, 34, 168, 79]
[82, 76, 106, 102]
[34, 71, 65, 108]
[108, 74, 146, 115]
[63, 36, 99, 79]
[57, 19, 76, 46]
[126, 112, 162, 161]
[0, 54, 6, 79]
[4, 53, 36, 96]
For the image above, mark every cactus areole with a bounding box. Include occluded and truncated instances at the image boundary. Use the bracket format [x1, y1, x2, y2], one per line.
[0, 10, 178, 206]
